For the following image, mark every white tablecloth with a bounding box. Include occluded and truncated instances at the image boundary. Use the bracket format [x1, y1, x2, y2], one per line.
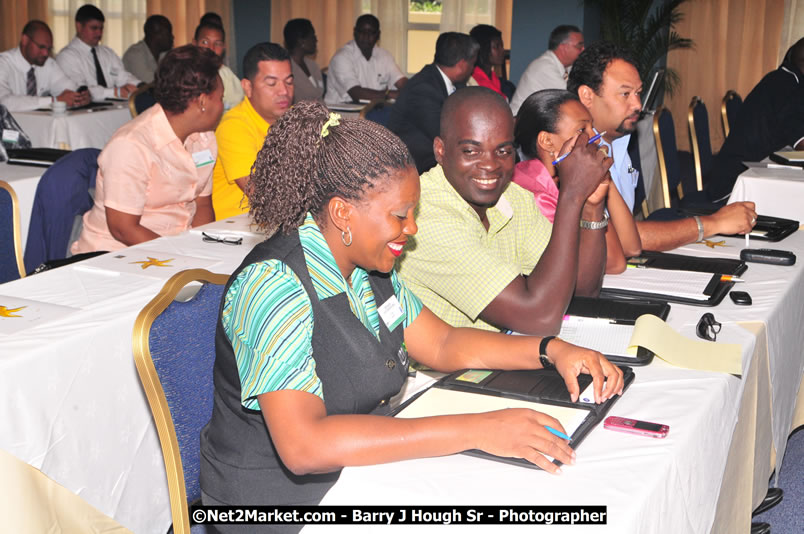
[308, 232, 804, 534]
[728, 166, 804, 220]
[2, 218, 803, 534]
[13, 104, 131, 149]
[0, 217, 264, 533]
[0, 162, 45, 249]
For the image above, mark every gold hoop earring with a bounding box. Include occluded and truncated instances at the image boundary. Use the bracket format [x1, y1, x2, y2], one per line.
[341, 227, 352, 247]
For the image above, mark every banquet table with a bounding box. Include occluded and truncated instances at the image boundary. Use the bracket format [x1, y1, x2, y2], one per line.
[12, 103, 131, 149]
[1, 161, 46, 249]
[728, 165, 804, 220]
[1, 217, 803, 534]
[307, 232, 804, 534]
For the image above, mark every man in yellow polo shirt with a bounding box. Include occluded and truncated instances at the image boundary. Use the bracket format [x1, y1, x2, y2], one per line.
[212, 42, 294, 219]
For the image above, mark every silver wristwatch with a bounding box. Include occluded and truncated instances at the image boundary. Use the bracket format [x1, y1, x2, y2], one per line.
[579, 212, 610, 230]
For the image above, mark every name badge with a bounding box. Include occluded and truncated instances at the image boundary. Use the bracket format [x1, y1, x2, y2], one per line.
[378, 295, 404, 332]
[192, 149, 214, 167]
[2, 129, 20, 144]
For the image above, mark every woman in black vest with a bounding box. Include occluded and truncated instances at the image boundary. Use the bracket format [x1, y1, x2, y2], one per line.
[200, 101, 624, 528]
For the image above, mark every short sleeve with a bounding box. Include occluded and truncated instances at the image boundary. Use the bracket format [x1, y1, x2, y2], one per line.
[328, 51, 360, 94]
[216, 116, 264, 185]
[222, 260, 322, 410]
[390, 269, 423, 328]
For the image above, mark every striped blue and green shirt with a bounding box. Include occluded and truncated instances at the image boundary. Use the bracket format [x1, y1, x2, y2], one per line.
[222, 213, 423, 410]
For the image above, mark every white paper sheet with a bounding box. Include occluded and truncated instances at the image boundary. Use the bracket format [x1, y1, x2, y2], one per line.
[0, 296, 80, 335]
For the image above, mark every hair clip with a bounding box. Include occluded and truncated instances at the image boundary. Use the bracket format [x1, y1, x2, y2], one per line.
[321, 112, 342, 138]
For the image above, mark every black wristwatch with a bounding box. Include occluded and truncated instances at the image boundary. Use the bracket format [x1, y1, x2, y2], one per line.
[539, 335, 556, 368]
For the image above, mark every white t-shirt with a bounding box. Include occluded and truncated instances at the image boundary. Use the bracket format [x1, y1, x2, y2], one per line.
[324, 40, 405, 104]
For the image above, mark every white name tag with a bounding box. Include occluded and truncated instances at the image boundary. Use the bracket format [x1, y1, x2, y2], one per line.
[2, 129, 20, 143]
[378, 295, 404, 332]
[192, 149, 214, 167]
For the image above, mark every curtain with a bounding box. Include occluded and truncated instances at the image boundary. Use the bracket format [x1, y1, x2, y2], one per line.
[44, 0, 146, 58]
[781, 0, 804, 63]
[0, 0, 49, 51]
[271, 0, 358, 69]
[665, 0, 786, 152]
[147, 0, 232, 48]
[440, 0, 495, 33]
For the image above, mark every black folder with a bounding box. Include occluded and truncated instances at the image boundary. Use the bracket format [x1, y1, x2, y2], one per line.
[394, 366, 634, 470]
[601, 270, 733, 306]
[6, 148, 71, 167]
[682, 207, 799, 242]
[564, 296, 670, 366]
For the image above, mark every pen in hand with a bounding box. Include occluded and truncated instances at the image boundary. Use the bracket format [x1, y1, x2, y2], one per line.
[552, 131, 607, 166]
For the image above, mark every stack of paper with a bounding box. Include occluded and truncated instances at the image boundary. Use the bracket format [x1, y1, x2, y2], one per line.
[602, 268, 715, 301]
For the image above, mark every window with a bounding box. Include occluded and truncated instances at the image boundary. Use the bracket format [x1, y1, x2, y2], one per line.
[407, 1, 442, 73]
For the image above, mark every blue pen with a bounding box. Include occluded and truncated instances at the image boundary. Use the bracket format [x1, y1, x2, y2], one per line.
[545, 425, 572, 441]
[551, 131, 607, 166]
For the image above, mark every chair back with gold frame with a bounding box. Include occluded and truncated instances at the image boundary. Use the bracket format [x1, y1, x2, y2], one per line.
[720, 90, 742, 138]
[128, 83, 156, 118]
[688, 96, 713, 192]
[132, 269, 229, 534]
[0, 180, 26, 283]
[653, 107, 685, 209]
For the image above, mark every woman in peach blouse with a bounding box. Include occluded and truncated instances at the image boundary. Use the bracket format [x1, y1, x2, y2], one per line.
[72, 45, 224, 253]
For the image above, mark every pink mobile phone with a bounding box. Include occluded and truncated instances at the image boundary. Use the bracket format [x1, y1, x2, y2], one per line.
[604, 416, 669, 438]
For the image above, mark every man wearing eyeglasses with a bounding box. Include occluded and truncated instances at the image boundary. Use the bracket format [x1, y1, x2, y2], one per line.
[0, 20, 90, 111]
[510, 25, 585, 116]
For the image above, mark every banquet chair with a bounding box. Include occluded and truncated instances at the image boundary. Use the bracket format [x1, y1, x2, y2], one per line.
[23, 148, 100, 274]
[688, 96, 713, 192]
[652, 107, 686, 209]
[129, 83, 156, 118]
[0, 181, 26, 283]
[132, 269, 228, 534]
[721, 90, 742, 138]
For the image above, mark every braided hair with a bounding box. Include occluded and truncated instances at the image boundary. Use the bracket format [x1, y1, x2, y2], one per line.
[248, 101, 414, 234]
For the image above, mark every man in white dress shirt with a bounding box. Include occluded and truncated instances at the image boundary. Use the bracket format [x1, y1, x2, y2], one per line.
[324, 14, 407, 104]
[56, 4, 140, 102]
[510, 25, 585, 116]
[122, 15, 174, 84]
[0, 20, 90, 111]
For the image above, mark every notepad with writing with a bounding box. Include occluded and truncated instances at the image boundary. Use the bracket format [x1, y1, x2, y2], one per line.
[394, 366, 634, 469]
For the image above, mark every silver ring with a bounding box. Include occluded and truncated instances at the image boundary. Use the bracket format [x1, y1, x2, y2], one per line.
[751, 217, 757, 224]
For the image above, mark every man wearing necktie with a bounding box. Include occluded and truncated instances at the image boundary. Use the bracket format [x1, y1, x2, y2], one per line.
[0, 20, 89, 111]
[56, 4, 140, 102]
[388, 32, 479, 174]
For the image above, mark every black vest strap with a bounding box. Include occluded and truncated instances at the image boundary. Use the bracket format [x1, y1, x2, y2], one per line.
[201, 230, 408, 508]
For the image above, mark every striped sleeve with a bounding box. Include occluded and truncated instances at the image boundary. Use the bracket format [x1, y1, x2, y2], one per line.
[221, 260, 322, 410]
[390, 269, 423, 328]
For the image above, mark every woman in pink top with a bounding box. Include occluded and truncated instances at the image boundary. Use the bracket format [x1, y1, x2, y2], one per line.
[72, 45, 224, 253]
[468, 25, 507, 99]
[513, 89, 641, 273]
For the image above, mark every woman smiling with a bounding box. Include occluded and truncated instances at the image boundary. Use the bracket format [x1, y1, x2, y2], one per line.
[199, 101, 623, 527]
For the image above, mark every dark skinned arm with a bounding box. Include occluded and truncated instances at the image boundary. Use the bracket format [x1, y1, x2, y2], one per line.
[479, 133, 612, 335]
[346, 86, 399, 102]
[192, 195, 215, 227]
[105, 207, 160, 246]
